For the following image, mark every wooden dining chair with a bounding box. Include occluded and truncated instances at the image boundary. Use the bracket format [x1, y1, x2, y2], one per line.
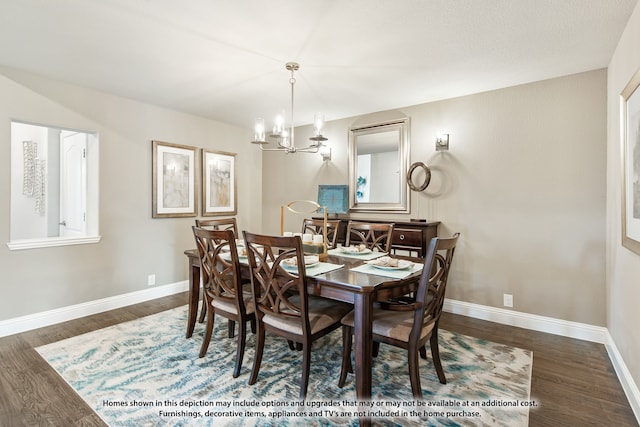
[338, 232, 460, 398]
[195, 218, 241, 322]
[192, 226, 255, 378]
[243, 231, 353, 400]
[345, 221, 394, 252]
[301, 218, 342, 249]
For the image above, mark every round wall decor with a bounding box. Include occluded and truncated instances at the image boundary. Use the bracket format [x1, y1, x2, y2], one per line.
[407, 162, 431, 192]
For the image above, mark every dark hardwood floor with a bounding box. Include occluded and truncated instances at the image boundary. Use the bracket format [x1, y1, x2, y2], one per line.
[0, 292, 637, 426]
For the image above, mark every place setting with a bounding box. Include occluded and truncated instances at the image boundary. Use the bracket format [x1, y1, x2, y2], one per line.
[327, 244, 388, 261]
[349, 255, 423, 279]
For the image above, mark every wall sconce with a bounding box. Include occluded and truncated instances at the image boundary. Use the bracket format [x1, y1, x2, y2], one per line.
[319, 145, 332, 161]
[436, 133, 449, 151]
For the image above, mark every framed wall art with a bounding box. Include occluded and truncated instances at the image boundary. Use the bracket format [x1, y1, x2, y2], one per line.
[317, 184, 348, 214]
[621, 67, 640, 255]
[152, 140, 197, 218]
[202, 149, 237, 216]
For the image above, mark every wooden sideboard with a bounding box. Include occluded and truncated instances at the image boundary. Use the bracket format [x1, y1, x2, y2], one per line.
[315, 217, 440, 258]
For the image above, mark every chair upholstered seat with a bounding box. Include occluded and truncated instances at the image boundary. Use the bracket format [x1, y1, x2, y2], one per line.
[212, 291, 255, 315]
[263, 296, 352, 335]
[341, 309, 434, 343]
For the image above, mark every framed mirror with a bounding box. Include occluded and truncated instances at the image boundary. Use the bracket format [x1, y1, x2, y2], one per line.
[348, 118, 410, 212]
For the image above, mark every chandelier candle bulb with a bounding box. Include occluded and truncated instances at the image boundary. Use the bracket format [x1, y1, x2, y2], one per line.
[253, 118, 265, 143]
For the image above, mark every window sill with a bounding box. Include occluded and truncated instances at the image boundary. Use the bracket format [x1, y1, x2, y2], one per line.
[6, 236, 102, 251]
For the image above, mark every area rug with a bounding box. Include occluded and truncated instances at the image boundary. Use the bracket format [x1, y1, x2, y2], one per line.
[36, 306, 533, 426]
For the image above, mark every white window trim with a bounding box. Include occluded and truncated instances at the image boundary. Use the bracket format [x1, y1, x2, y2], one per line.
[6, 235, 101, 251]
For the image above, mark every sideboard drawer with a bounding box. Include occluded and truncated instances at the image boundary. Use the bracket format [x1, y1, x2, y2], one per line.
[392, 228, 422, 248]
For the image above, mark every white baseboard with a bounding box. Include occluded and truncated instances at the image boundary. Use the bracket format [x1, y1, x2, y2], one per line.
[444, 298, 639, 424]
[0, 280, 188, 338]
[605, 332, 640, 423]
[443, 298, 609, 343]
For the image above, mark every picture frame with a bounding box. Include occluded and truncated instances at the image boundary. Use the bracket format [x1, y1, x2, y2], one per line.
[621, 67, 640, 255]
[202, 149, 237, 216]
[152, 140, 197, 218]
[317, 184, 348, 214]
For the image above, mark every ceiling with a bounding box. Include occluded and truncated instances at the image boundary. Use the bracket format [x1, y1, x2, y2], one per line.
[0, 0, 637, 129]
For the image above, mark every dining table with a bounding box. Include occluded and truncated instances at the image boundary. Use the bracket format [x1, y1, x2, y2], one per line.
[184, 246, 423, 427]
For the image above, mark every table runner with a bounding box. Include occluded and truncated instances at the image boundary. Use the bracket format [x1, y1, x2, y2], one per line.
[290, 261, 344, 276]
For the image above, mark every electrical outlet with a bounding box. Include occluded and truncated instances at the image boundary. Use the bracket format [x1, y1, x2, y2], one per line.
[503, 293, 513, 308]
[147, 274, 156, 286]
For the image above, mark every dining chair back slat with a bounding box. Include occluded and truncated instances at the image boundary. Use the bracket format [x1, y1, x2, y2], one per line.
[196, 218, 239, 238]
[345, 221, 394, 252]
[301, 218, 342, 249]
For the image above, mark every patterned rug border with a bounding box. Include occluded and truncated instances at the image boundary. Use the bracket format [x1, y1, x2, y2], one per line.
[36, 306, 533, 426]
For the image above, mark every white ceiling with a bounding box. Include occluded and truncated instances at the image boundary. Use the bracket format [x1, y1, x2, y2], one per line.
[0, 0, 637, 129]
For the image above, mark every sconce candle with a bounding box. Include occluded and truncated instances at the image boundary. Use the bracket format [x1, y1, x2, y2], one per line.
[313, 113, 325, 138]
[436, 133, 450, 151]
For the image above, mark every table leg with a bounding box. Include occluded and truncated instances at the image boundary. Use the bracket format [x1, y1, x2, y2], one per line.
[186, 257, 200, 338]
[353, 292, 373, 427]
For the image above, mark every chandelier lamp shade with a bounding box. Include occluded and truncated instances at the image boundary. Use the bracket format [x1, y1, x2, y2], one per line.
[251, 62, 328, 154]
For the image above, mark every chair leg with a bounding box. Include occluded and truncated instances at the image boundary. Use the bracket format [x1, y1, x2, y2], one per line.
[233, 320, 247, 378]
[430, 332, 447, 384]
[338, 326, 353, 388]
[250, 318, 256, 334]
[198, 297, 207, 323]
[248, 324, 265, 386]
[199, 306, 215, 358]
[419, 345, 427, 360]
[372, 341, 380, 357]
[286, 340, 303, 351]
[228, 319, 235, 338]
[299, 342, 311, 400]
[408, 346, 423, 399]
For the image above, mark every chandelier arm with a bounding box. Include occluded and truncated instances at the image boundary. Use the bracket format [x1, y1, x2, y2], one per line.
[259, 145, 290, 152]
[295, 146, 320, 153]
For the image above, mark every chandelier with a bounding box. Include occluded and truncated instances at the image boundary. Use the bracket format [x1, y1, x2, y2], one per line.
[251, 62, 328, 154]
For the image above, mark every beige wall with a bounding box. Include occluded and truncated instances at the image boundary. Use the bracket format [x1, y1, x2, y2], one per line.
[0, 67, 262, 321]
[607, 0, 640, 400]
[262, 69, 607, 326]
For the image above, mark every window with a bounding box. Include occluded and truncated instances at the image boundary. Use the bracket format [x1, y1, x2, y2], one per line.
[8, 120, 100, 250]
